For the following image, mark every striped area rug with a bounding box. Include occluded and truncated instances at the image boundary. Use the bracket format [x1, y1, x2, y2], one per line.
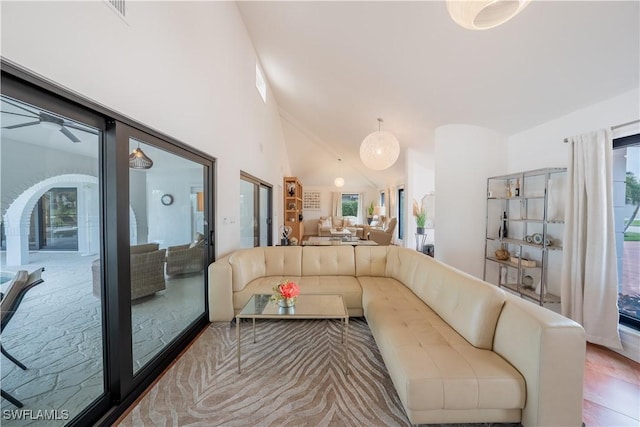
[118, 318, 519, 427]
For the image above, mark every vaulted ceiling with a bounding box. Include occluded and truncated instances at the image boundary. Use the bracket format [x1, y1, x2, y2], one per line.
[237, 1, 640, 188]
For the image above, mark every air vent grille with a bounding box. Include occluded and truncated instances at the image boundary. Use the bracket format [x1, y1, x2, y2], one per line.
[108, 0, 125, 17]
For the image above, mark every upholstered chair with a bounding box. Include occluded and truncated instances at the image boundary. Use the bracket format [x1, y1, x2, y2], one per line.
[368, 217, 398, 245]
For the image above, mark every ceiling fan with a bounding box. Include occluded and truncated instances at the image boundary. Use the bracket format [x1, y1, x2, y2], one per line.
[1, 98, 96, 143]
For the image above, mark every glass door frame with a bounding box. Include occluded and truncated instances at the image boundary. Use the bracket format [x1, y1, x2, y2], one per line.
[1, 60, 216, 426]
[240, 171, 273, 247]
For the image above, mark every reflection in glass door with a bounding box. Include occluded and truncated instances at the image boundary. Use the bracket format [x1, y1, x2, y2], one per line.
[129, 138, 207, 373]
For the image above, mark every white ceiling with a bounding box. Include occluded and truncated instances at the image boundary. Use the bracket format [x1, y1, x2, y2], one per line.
[237, 1, 640, 187]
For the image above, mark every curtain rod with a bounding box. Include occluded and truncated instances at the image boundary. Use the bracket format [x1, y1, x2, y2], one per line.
[563, 119, 640, 143]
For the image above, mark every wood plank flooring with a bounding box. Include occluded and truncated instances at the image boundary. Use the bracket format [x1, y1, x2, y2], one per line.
[583, 344, 640, 426]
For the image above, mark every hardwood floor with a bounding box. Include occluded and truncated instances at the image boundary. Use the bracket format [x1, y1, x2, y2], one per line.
[583, 343, 640, 426]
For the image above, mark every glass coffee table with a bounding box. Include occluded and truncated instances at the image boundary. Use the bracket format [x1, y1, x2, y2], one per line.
[236, 294, 349, 374]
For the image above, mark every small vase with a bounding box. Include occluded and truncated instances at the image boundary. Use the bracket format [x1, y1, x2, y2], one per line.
[278, 297, 296, 308]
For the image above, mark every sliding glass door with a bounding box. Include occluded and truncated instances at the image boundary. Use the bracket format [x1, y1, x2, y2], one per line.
[0, 93, 105, 425]
[240, 172, 272, 248]
[1, 65, 214, 426]
[127, 137, 208, 373]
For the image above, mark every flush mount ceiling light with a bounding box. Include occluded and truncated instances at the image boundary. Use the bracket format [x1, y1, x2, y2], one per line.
[446, 0, 531, 30]
[129, 142, 153, 169]
[334, 158, 345, 188]
[360, 118, 400, 171]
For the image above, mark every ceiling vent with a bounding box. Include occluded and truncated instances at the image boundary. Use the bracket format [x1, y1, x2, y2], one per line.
[106, 0, 126, 18]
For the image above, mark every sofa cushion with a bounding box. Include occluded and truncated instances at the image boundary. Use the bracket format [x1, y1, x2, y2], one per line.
[385, 247, 505, 350]
[264, 246, 302, 277]
[229, 247, 266, 292]
[131, 243, 159, 254]
[319, 217, 332, 229]
[233, 276, 299, 312]
[302, 246, 355, 276]
[362, 289, 525, 413]
[298, 276, 362, 315]
[355, 246, 390, 277]
[332, 217, 344, 227]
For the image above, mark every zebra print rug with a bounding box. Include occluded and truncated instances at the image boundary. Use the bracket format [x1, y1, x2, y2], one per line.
[118, 318, 519, 427]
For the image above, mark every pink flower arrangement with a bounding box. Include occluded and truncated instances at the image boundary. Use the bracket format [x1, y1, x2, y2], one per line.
[271, 279, 300, 303]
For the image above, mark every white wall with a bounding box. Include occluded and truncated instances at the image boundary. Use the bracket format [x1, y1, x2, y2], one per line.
[406, 148, 435, 249]
[507, 89, 640, 172]
[434, 125, 507, 277]
[1, 1, 290, 257]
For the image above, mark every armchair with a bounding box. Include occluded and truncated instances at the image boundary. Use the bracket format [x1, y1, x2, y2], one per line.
[368, 217, 397, 245]
[166, 234, 205, 276]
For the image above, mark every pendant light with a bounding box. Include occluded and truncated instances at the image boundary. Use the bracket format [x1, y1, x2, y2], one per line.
[334, 158, 345, 188]
[360, 118, 400, 170]
[446, 0, 531, 31]
[129, 142, 153, 169]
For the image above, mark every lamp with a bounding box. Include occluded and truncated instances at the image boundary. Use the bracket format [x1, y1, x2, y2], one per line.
[360, 118, 400, 170]
[373, 205, 386, 222]
[129, 141, 153, 169]
[446, 0, 531, 30]
[334, 158, 345, 188]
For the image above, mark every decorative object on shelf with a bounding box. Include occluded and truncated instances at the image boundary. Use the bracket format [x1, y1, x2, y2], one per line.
[270, 279, 300, 308]
[515, 178, 520, 197]
[413, 195, 427, 234]
[525, 234, 533, 243]
[532, 233, 543, 245]
[522, 274, 535, 289]
[506, 181, 512, 198]
[334, 158, 345, 188]
[280, 225, 292, 246]
[446, 0, 531, 31]
[161, 194, 174, 206]
[287, 202, 296, 210]
[511, 257, 536, 267]
[129, 141, 153, 169]
[289, 237, 299, 246]
[287, 183, 296, 197]
[360, 118, 400, 170]
[498, 211, 508, 239]
[495, 248, 510, 260]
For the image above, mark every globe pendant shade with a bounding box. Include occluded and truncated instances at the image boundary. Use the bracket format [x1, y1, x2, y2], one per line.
[360, 130, 400, 170]
[334, 177, 345, 187]
[446, 0, 531, 31]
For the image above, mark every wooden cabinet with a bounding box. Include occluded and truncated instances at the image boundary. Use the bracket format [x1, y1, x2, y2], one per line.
[283, 177, 304, 243]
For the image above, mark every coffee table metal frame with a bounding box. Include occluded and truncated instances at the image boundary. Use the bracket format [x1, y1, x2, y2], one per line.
[235, 294, 349, 375]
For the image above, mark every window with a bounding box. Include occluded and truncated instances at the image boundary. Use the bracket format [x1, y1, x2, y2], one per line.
[614, 134, 640, 330]
[341, 193, 360, 218]
[255, 63, 266, 103]
[380, 190, 385, 208]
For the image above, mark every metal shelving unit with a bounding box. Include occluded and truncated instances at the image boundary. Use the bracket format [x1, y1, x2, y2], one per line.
[483, 168, 567, 306]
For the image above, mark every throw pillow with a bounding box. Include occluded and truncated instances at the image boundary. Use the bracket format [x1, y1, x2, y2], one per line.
[345, 217, 356, 227]
[320, 219, 332, 228]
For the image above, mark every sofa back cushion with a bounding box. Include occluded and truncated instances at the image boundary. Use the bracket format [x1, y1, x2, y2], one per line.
[229, 247, 266, 292]
[355, 246, 390, 277]
[264, 246, 302, 277]
[302, 246, 355, 276]
[385, 247, 505, 350]
[332, 217, 344, 227]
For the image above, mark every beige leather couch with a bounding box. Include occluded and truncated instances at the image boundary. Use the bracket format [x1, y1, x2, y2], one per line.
[317, 216, 366, 238]
[209, 246, 585, 426]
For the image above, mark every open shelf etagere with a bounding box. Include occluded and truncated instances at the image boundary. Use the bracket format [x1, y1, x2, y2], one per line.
[283, 177, 304, 243]
[483, 168, 567, 306]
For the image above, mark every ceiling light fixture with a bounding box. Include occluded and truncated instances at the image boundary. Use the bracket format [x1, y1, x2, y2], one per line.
[360, 118, 400, 171]
[129, 142, 153, 169]
[334, 158, 345, 188]
[446, 0, 531, 30]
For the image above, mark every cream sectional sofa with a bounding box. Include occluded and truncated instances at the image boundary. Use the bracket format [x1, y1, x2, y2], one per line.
[208, 245, 585, 426]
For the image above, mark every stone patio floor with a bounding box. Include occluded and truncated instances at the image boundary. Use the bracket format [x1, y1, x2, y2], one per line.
[0, 251, 203, 427]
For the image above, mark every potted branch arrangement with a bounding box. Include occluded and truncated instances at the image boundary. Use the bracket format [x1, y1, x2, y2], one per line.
[367, 201, 375, 224]
[413, 196, 427, 234]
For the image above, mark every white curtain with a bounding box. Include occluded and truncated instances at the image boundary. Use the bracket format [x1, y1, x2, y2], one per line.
[561, 129, 622, 349]
[331, 192, 342, 217]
